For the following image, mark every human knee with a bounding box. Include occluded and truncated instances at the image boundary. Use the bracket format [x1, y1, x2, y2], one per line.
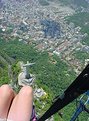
[19, 86, 33, 97]
[0, 84, 15, 98]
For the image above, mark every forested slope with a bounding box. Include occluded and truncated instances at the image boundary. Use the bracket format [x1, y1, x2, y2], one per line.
[0, 39, 89, 121]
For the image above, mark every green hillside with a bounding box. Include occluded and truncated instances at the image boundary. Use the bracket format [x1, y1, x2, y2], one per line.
[0, 52, 10, 85]
[0, 39, 76, 95]
[0, 39, 89, 120]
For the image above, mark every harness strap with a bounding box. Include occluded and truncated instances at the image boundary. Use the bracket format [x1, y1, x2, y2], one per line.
[38, 64, 89, 121]
[30, 106, 37, 121]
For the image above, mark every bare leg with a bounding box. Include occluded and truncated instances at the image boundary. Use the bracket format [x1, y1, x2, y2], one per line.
[0, 85, 15, 119]
[8, 86, 33, 121]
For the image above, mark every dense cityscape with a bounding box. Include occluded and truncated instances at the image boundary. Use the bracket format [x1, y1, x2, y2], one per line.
[0, 0, 89, 73]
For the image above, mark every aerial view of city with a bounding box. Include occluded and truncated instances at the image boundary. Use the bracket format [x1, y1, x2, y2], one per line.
[0, 0, 89, 121]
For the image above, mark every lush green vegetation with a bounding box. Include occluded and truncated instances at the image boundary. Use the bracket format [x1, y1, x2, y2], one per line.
[0, 39, 89, 120]
[73, 50, 89, 63]
[0, 66, 10, 85]
[0, 39, 76, 95]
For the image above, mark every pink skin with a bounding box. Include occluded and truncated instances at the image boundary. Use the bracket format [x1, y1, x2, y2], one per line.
[0, 85, 33, 121]
[0, 85, 15, 119]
